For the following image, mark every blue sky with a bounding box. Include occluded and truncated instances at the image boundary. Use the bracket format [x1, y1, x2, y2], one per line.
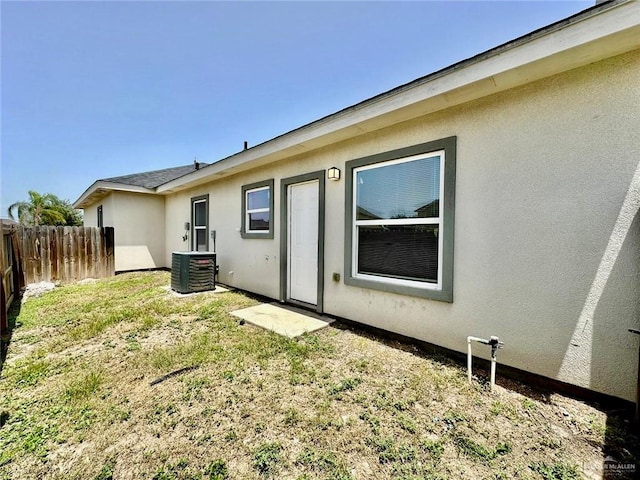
[1, 1, 592, 215]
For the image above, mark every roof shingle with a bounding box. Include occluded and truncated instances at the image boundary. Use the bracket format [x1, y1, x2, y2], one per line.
[102, 163, 207, 189]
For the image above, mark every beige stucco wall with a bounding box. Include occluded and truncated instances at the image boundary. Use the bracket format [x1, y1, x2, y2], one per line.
[83, 205, 97, 228]
[83, 193, 115, 228]
[84, 192, 166, 271]
[165, 50, 640, 401]
[165, 179, 283, 298]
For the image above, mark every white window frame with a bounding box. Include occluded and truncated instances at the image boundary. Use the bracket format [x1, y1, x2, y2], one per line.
[245, 185, 271, 234]
[352, 150, 445, 291]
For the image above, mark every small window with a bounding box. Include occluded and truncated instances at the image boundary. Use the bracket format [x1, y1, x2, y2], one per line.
[241, 179, 274, 239]
[345, 137, 456, 302]
[97, 205, 103, 228]
[191, 195, 209, 251]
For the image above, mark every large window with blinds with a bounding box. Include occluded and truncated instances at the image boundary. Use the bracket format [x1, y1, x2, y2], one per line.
[345, 137, 456, 302]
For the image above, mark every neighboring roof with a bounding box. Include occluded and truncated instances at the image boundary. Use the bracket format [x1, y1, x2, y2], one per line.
[0, 218, 19, 227]
[73, 163, 206, 208]
[102, 163, 207, 189]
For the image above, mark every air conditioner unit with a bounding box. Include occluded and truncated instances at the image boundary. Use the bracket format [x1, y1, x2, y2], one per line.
[171, 251, 217, 293]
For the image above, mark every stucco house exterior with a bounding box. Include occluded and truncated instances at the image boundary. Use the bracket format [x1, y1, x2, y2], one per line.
[74, 163, 206, 271]
[74, 0, 640, 402]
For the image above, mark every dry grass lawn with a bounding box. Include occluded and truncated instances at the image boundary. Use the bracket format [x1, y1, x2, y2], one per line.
[0, 272, 637, 480]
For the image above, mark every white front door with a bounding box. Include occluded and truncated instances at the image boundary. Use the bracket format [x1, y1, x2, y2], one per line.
[288, 180, 319, 305]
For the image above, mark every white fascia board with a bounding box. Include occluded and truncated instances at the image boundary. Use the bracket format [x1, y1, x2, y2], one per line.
[157, 0, 640, 194]
[73, 181, 156, 209]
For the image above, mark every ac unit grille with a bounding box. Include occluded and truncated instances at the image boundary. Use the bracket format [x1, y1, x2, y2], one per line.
[171, 252, 217, 293]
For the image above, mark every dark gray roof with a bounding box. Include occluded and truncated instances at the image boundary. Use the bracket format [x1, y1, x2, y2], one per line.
[102, 163, 207, 189]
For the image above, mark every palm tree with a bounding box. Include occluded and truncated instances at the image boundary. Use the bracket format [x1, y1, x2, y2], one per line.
[8, 191, 68, 226]
[50, 197, 83, 226]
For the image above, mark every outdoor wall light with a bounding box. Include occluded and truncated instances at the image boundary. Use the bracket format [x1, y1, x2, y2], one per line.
[327, 167, 341, 181]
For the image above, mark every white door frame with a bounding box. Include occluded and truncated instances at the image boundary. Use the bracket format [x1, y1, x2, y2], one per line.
[191, 194, 209, 252]
[280, 171, 325, 313]
[287, 180, 319, 305]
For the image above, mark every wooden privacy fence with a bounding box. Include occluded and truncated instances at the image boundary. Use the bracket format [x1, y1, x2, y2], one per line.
[18, 226, 115, 285]
[1, 225, 114, 340]
[1, 220, 24, 340]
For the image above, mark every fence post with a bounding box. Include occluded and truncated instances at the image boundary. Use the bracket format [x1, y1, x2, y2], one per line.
[0, 274, 6, 341]
[0, 233, 6, 339]
[50, 227, 58, 282]
[78, 227, 86, 280]
[41, 227, 51, 283]
[105, 227, 115, 276]
[11, 229, 25, 293]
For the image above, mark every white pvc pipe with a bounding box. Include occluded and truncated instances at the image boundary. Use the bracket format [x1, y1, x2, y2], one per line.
[468, 336, 487, 343]
[467, 336, 486, 384]
[490, 355, 496, 392]
[467, 335, 501, 392]
[467, 337, 473, 383]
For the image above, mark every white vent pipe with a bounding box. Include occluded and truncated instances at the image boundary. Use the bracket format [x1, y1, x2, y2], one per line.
[467, 335, 503, 391]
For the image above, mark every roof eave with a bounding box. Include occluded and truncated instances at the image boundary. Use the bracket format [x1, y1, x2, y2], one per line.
[157, 0, 640, 194]
[73, 181, 156, 209]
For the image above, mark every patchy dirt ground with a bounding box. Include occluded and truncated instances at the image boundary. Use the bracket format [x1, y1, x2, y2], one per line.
[0, 272, 638, 480]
